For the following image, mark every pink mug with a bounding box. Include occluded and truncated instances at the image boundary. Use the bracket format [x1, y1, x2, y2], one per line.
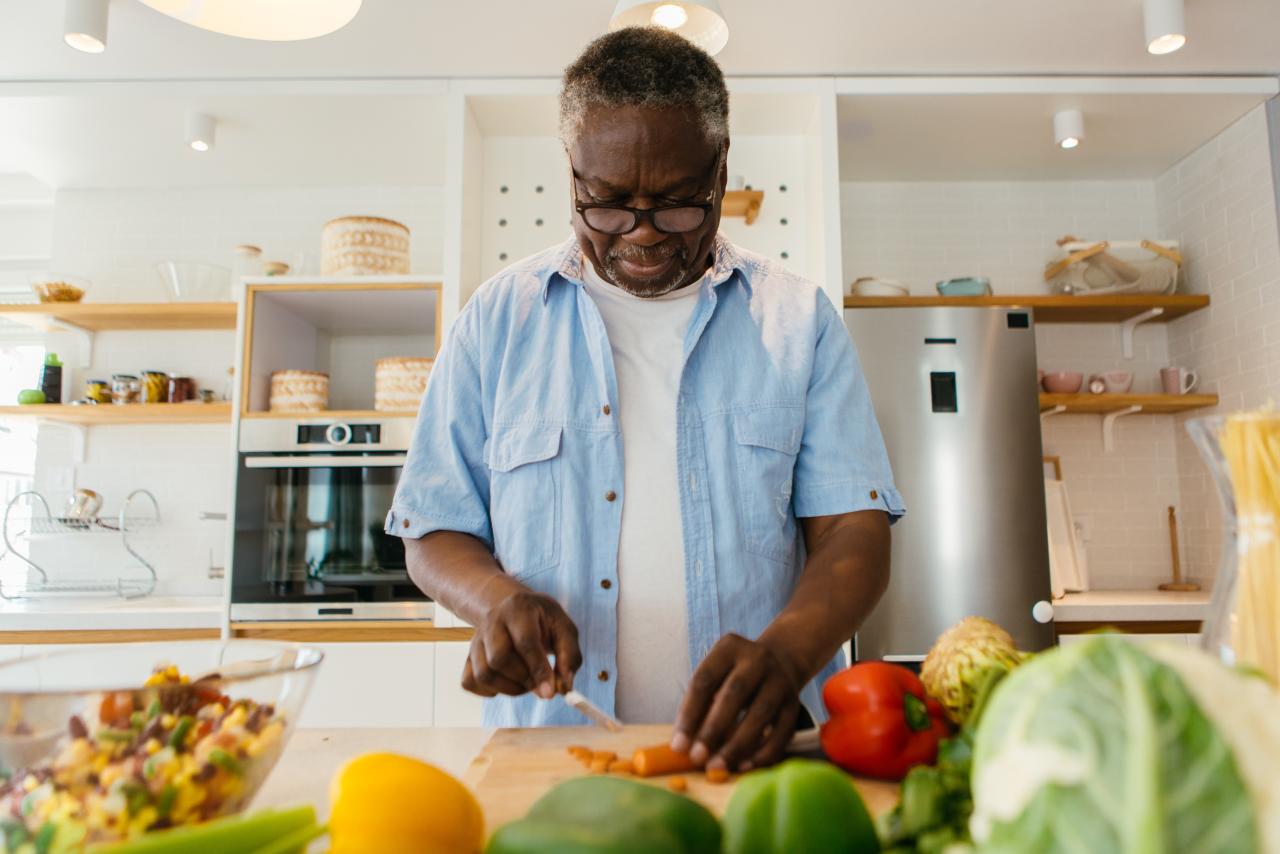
[1160, 366, 1198, 395]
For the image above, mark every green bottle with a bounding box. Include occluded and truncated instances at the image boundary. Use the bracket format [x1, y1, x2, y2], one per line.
[39, 352, 63, 404]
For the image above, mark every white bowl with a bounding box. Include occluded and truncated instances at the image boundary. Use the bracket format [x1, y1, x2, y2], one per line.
[156, 261, 232, 302]
[849, 278, 909, 297]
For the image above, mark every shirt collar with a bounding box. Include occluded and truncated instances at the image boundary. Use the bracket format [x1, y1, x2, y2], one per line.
[540, 233, 748, 303]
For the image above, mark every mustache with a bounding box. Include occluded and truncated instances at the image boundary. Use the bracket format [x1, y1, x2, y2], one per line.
[606, 244, 688, 266]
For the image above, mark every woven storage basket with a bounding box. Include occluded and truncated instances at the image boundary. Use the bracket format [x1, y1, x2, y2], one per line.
[1045, 239, 1182, 295]
[375, 357, 433, 412]
[321, 216, 410, 276]
[269, 370, 329, 413]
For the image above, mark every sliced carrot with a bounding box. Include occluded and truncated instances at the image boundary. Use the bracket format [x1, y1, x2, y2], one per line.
[591, 750, 617, 764]
[666, 776, 689, 793]
[705, 766, 730, 784]
[631, 744, 698, 778]
[589, 757, 611, 774]
[607, 759, 634, 775]
[567, 745, 590, 757]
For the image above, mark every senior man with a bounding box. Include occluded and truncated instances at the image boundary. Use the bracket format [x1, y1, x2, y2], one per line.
[388, 27, 903, 773]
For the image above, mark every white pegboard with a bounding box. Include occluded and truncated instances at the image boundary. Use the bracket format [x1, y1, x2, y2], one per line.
[477, 134, 813, 283]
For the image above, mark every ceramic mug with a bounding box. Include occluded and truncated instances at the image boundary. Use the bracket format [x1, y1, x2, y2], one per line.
[1160, 366, 1198, 395]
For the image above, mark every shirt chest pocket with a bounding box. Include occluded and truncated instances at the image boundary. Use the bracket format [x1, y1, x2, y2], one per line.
[485, 424, 563, 579]
[733, 406, 803, 563]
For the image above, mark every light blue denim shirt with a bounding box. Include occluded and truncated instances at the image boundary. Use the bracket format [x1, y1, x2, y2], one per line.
[387, 235, 905, 727]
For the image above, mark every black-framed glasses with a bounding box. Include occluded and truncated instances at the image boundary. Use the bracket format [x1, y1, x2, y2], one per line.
[569, 151, 722, 235]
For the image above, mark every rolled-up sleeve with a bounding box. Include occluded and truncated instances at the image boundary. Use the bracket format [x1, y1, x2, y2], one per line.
[792, 293, 906, 523]
[385, 314, 493, 545]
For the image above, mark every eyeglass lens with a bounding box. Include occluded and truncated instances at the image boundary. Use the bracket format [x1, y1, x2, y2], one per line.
[582, 205, 708, 235]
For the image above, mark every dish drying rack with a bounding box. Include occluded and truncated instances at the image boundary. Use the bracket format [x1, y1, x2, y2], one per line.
[0, 489, 161, 600]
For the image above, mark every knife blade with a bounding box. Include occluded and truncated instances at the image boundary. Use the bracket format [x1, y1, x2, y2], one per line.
[564, 690, 623, 732]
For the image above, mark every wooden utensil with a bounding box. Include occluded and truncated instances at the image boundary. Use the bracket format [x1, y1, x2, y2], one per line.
[464, 725, 899, 835]
[1160, 505, 1201, 592]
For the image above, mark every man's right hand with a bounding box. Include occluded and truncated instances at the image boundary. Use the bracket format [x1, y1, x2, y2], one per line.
[461, 590, 582, 700]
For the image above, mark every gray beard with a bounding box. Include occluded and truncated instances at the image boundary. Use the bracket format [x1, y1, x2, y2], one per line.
[602, 250, 691, 299]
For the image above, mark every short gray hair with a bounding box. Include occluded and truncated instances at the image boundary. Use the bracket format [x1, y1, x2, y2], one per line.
[559, 27, 729, 149]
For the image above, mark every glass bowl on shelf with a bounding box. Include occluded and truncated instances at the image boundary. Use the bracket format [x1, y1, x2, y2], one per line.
[28, 273, 91, 304]
[156, 261, 232, 302]
[0, 640, 322, 848]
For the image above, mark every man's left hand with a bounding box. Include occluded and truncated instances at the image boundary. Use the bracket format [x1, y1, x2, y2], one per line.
[670, 633, 804, 773]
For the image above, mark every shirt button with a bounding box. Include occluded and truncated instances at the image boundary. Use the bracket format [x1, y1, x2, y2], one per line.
[597, 670, 610, 682]
[605, 490, 617, 502]
[602, 404, 611, 415]
[600, 578, 612, 590]
[401, 518, 410, 529]
[695, 560, 703, 577]
[870, 489, 879, 500]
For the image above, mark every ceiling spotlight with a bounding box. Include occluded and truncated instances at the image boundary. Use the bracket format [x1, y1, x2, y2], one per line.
[1054, 110, 1084, 150]
[186, 112, 216, 153]
[63, 0, 109, 53]
[1143, 0, 1187, 55]
[610, 0, 729, 56]
[138, 0, 362, 41]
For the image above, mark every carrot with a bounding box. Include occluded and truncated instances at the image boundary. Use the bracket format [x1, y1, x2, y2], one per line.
[591, 750, 617, 764]
[631, 744, 698, 778]
[666, 776, 688, 793]
[589, 757, 611, 774]
[567, 745, 590, 757]
[607, 759, 634, 775]
[705, 766, 730, 784]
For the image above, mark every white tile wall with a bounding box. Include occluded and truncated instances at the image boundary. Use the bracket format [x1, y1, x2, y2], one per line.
[842, 178, 1183, 589]
[27, 184, 444, 595]
[1158, 105, 1280, 582]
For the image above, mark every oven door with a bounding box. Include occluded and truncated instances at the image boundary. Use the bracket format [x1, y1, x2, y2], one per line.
[231, 453, 430, 619]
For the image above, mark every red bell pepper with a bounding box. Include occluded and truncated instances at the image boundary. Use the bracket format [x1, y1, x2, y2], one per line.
[820, 661, 950, 780]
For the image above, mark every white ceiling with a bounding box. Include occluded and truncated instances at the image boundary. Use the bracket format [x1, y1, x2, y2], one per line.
[0, 93, 448, 188]
[0, 0, 1279, 80]
[838, 91, 1273, 181]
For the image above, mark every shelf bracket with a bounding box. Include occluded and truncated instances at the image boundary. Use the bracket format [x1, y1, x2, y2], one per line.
[44, 318, 93, 368]
[1102, 405, 1142, 453]
[1040, 405, 1067, 423]
[1120, 307, 1163, 360]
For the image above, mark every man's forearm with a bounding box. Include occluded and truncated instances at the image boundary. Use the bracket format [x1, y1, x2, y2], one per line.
[405, 531, 527, 627]
[758, 510, 891, 685]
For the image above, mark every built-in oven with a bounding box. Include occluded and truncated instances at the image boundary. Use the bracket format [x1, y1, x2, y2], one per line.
[230, 417, 430, 621]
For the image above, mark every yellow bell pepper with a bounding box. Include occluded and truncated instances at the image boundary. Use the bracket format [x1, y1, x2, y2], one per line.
[329, 752, 485, 854]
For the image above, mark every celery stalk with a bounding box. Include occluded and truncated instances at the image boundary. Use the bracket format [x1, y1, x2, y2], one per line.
[86, 805, 317, 854]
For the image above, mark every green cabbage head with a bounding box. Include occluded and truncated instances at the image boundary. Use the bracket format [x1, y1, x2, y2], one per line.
[971, 635, 1280, 853]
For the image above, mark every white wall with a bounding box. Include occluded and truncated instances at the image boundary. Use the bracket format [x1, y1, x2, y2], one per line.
[1158, 105, 1280, 581]
[27, 184, 444, 596]
[842, 178, 1185, 589]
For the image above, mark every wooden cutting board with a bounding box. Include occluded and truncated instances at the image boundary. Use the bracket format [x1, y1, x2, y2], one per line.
[465, 725, 900, 835]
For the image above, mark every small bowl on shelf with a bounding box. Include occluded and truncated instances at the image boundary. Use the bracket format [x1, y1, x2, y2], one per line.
[1041, 371, 1084, 394]
[1102, 370, 1134, 393]
[28, 273, 90, 304]
[936, 277, 992, 297]
[156, 261, 232, 302]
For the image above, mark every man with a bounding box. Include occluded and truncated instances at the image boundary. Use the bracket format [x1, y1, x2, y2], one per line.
[388, 27, 903, 773]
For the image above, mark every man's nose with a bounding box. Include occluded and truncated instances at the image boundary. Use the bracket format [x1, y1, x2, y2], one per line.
[622, 214, 667, 247]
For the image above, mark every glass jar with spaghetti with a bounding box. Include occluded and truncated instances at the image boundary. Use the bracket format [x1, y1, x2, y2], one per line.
[1189, 412, 1280, 684]
[141, 370, 169, 403]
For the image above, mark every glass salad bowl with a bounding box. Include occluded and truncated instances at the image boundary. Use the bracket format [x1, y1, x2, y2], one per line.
[0, 641, 322, 849]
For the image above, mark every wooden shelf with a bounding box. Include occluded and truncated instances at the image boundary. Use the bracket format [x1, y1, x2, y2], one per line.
[230, 621, 474, 643]
[1039, 393, 1218, 414]
[240, 410, 417, 420]
[0, 302, 237, 332]
[844, 294, 1209, 323]
[0, 402, 232, 425]
[722, 190, 764, 225]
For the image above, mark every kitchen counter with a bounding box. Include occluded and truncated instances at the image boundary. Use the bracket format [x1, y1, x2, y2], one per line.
[1053, 589, 1211, 623]
[0, 595, 224, 633]
[255, 728, 492, 818]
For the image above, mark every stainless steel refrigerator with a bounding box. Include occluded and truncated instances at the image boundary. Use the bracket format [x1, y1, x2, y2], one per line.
[845, 307, 1055, 659]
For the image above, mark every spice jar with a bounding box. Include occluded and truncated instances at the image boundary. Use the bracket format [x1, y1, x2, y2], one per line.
[141, 370, 169, 403]
[85, 378, 111, 404]
[168, 376, 194, 403]
[111, 374, 140, 405]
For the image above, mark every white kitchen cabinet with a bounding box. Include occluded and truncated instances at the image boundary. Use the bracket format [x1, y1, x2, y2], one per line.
[433, 641, 484, 727]
[297, 642, 435, 729]
[0, 643, 22, 663]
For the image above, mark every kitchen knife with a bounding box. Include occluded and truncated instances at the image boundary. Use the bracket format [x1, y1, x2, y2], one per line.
[564, 690, 624, 732]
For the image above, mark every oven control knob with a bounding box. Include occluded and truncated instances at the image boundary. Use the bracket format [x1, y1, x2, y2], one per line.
[325, 423, 352, 446]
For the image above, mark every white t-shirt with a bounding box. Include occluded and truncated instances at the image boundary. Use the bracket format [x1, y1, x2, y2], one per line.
[582, 260, 703, 723]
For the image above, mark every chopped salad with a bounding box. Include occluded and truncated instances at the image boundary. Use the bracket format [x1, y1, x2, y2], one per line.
[1, 666, 286, 853]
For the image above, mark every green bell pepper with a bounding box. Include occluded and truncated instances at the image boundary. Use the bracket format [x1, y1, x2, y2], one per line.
[722, 759, 880, 854]
[486, 776, 720, 854]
